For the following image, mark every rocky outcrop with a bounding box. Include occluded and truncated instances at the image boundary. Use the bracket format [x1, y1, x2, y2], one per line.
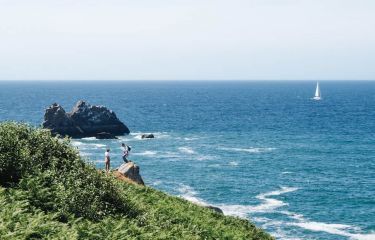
[42, 101, 130, 138]
[141, 134, 155, 139]
[117, 162, 144, 185]
[205, 205, 224, 214]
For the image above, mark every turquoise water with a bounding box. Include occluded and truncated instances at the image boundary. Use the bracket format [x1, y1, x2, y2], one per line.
[0, 81, 374, 239]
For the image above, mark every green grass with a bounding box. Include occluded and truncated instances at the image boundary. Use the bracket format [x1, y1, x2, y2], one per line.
[0, 122, 273, 240]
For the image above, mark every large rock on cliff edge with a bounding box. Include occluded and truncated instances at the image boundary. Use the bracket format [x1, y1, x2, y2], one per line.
[117, 162, 144, 185]
[42, 100, 130, 138]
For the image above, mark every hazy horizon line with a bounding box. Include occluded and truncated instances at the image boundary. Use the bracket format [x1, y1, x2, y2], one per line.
[0, 79, 374, 82]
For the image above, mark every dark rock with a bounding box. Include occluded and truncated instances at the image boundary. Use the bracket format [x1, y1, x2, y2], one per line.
[141, 134, 155, 139]
[42, 100, 130, 138]
[117, 162, 144, 185]
[42, 103, 83, 136]
[96, 132, 118, 139]
[205, 205, 224, 214]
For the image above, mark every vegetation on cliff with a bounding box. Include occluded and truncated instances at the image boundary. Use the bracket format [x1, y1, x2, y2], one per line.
[0, 122, 273, 239]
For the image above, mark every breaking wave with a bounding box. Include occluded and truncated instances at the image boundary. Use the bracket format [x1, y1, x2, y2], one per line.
[218, 147, 276, 153]
[178, 147, 196, 154]
[177, 184, 208, 206]
[80, 137, 98, 141]
[132, 151, 158, 156]
[71, 141, 106, 149]
[282, 211, 375, 240]
[218, 187, 298, 218]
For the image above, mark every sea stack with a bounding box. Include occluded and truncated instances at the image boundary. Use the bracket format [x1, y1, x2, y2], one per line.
[42, 100, 130, 138]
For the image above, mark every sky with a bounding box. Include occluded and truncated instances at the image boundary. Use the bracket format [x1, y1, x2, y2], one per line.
[0, 0, 374, 81]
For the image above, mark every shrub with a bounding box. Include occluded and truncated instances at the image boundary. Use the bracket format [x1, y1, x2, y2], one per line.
[0, 122, 136, 220]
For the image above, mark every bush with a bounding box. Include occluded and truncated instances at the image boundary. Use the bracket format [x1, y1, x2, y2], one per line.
[0, 122, 136, 220]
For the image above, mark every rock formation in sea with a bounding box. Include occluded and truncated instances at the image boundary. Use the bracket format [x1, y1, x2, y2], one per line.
[42, 100, 130, 138]
[95, 132, 118, 139]
[116, 162, 145, 185]
[141, 133, 155, 139]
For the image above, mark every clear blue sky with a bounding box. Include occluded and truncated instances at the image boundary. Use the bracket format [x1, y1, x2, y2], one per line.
[0, 0, 374, 80]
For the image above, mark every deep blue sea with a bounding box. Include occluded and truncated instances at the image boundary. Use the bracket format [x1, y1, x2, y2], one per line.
[0, 81, 374, 240]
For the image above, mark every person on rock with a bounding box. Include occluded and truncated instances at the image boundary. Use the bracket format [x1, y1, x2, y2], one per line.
[121, 143, 131, 163]
[105, 149, 111, 173]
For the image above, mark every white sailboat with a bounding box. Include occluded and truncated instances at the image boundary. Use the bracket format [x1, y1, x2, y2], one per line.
[313, 82, 321, 100]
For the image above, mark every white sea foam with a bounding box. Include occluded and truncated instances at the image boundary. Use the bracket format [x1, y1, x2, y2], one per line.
[177, 184, 208, 206]
[218, 187, 298, 218]
[176, 183, 374, 240]
[257, 186, 298, 199]
[281, 171, 293, 175]
[92, 143, 106, 148]
[81, 137, 98, 141]
[278, 210, 375, 240]
[183, 137, 200, 141]
[151, 180, 162, 186]
[219, 147, 276, 153]
[157, 151, 181, 159]
[71, 141, 84, 147]
[289, 221, 375, 240]
[178, 147, 196, 154]
[252, 217, 271, 223]
[229, 161, 239, 166]
[79, 152, 92, 157]
[133, 151, 158, 156]
[196, 155, 217, 161]
[71, 141, 106, 149]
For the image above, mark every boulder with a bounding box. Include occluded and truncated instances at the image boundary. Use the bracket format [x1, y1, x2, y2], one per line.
[141, 133, 155, 139]
[96, 132, 118, 139]
[117, 162, 144, 185]
[205, 205, 224, 214]
[42, 100, 130, 138]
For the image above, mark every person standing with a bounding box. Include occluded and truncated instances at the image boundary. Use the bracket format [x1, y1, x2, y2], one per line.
[121, 143, 130, 163]
[105, 149, 111, 173]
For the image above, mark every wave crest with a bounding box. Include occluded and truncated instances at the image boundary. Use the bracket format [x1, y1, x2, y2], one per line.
[218, 147, 276, 153]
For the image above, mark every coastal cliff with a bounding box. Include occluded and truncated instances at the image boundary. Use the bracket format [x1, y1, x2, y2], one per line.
[0, 122, 273, 239]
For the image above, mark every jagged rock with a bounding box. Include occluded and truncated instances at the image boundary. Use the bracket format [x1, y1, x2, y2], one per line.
[42, 103, 83, 136]
[141, 134, 155, 139]
[117, 162, 144, 185]
[96, 132, 118, 139]
[42, 100, 130, 138]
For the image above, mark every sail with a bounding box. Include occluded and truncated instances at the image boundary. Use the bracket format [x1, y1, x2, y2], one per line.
[315, 82, 321, 98]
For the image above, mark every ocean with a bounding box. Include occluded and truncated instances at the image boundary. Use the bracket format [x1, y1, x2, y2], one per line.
[0, 80, 374, 240]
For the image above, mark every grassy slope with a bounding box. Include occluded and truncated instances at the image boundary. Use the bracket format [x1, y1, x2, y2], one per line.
[0, 123, 273, 240]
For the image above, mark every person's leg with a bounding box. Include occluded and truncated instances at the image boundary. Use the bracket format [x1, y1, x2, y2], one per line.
[122, 155, 128, 163]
